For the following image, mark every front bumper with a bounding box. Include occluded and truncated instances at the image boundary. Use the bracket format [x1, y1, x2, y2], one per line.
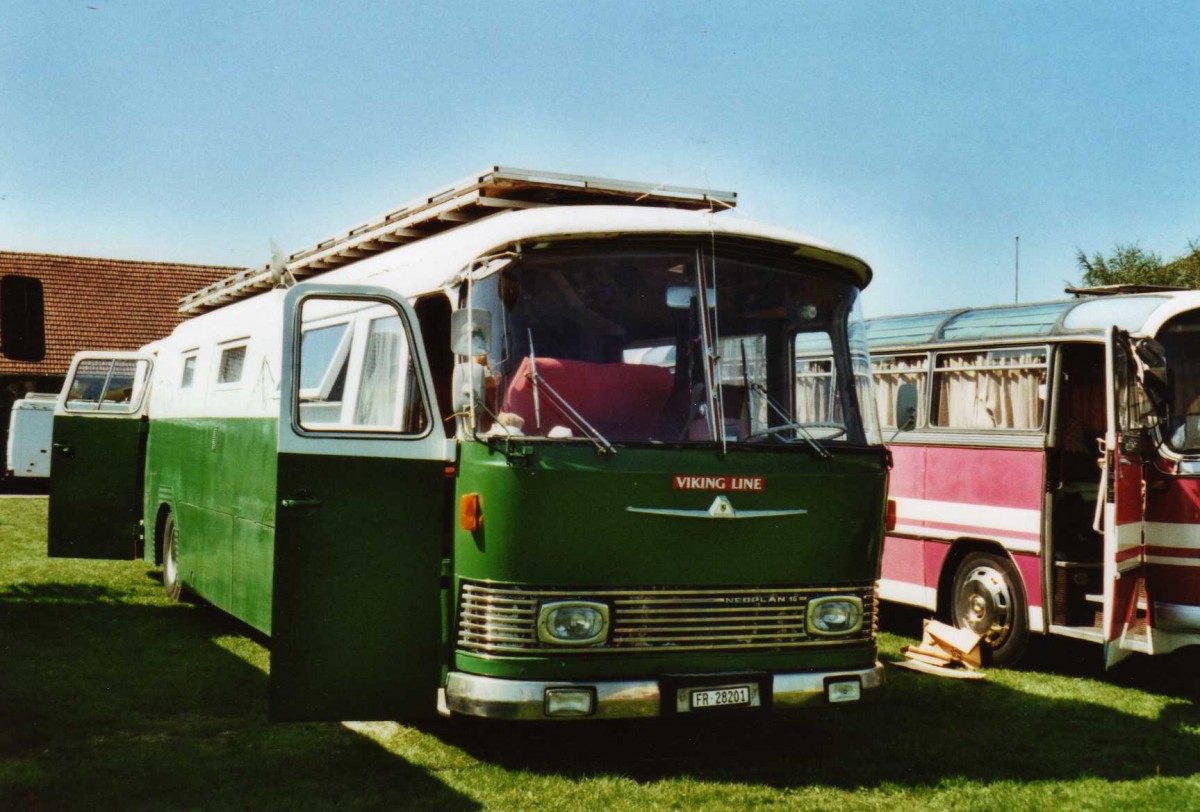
[442, 664, 884, 720]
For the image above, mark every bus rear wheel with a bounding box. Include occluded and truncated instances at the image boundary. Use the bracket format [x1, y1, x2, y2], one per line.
[950, 552, 1028, 667]
[163, 513, 183, 601]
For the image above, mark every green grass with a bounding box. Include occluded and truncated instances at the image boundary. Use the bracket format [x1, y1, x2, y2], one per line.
[2, 496, 1199, 810]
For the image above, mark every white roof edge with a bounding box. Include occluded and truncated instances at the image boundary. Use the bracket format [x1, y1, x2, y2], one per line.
[332, 205, 873, 293]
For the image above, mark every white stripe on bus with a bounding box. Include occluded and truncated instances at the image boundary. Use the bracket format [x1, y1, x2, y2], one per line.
[1144, 522, 1200, 549]
[893, 497, 1040, 536]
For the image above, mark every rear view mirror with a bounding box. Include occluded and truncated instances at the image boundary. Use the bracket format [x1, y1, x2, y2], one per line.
[666, 286, 716, 310]
[895, 383, 918, 432]
[451, 308, 492, 356]
[1134, 337, 1171, 406]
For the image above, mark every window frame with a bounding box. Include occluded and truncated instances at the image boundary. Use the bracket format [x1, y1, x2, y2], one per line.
[871, 352, 931, 430]
[214, 340, 250, 389]
[180, 350, 199, 389]
[928, 343, 1050, 433]
[290, 296, 433, 440]
[61, 355, 154, 415]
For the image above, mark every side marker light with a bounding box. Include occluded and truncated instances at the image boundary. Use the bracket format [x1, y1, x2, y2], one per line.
[460, 493, 482, 532]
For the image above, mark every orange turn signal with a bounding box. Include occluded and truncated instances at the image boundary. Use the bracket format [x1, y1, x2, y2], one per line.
[460, 493, 483, 532]
[885, 498, 897, 532]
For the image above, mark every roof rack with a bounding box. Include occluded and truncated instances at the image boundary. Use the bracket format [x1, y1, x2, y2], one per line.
[179, 166, 737, 315]
[1064, 283, 1191, 297]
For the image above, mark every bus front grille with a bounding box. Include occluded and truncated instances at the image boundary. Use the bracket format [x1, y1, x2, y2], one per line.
[456, 581, 876, 656]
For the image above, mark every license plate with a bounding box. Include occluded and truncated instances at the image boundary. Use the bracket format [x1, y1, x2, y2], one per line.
[679, 683, 758, 712]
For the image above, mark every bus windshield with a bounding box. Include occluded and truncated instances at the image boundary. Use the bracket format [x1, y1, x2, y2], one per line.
[468, 241, 878, 447]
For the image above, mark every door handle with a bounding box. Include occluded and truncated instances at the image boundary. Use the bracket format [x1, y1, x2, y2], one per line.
[280, 498, 322, 510]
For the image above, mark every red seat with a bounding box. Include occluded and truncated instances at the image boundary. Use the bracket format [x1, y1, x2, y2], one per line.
[502, 357, 674, 441]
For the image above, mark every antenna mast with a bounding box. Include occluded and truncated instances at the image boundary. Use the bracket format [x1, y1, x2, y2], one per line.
[1014, 235, 1020, 304]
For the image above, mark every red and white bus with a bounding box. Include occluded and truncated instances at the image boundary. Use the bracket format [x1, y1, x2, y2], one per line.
[834, 290, 1200, 667]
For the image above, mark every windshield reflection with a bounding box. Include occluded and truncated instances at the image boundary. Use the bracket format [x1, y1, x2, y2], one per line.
[464, 241, 874, 448]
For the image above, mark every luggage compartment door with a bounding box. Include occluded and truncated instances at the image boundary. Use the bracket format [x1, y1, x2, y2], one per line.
[48, 352, 154, 559]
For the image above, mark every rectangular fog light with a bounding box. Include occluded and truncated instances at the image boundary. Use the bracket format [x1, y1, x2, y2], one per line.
[827, 679, 862, 704]
[545, 687, 595, 717]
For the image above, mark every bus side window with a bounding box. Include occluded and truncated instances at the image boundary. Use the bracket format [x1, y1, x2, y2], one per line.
[64, 358, 150, 413]
[873, 354, 928, 429]
[930, 348, 1047, 430]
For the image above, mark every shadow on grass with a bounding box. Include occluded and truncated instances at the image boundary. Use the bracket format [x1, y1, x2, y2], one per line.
[0, 582, 478, 811]
[6, 578, 1199, 806]
[436, 665, 1200, 790]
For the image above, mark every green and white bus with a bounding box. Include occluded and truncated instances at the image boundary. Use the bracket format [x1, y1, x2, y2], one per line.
[48, 168, 890, 721]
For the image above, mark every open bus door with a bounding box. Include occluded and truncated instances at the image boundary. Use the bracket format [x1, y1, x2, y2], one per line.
[1100, 327, 1152, 668]
[270, 285, 452, 721]
[48, 352, 154, 559]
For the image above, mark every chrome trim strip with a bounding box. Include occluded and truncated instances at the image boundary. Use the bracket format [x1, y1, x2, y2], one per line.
[888, 430, 1046, 449]
[444, 664, 884, 720]
[457, 638, 869, 655]
[461, 583, 865, 597]
[626, 495, 807, 520]
[1152, 601, 1200, 632]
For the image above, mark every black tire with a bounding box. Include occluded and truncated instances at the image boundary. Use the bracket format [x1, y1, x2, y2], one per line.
[162, 513, 183, 602]
[949, 551, 1029, 667]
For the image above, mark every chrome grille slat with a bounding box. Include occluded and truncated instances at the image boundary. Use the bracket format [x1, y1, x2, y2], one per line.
[612, 625, 804, 635]
[614, 606, 806, 615]
[458, 581, 876, 656]
[611, 613, 805, 624]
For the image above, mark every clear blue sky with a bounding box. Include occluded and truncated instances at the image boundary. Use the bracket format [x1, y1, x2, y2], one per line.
[3, 1, 1197, 316]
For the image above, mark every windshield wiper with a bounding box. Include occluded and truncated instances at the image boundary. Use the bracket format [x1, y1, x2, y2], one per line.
[526, 332, 615, 456]
[746, 382, 832, 460]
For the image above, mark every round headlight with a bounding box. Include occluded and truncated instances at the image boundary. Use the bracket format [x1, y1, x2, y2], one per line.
[807, 596, 864, 635]
[538, 601, 609, 645]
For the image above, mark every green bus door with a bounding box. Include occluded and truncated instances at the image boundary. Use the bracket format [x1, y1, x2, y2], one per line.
[48, 352, 154, 559]
[270, 285, 452, 721]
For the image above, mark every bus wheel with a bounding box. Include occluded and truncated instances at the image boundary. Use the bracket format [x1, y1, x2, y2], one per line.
[163, 513, 183, 601]
[950, 552, 1028, 667]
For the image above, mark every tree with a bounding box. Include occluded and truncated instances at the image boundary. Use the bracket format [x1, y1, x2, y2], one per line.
[1075, 239, 1200, 289]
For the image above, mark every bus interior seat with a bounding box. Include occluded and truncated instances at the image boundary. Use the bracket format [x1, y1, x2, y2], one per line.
[502, 356, 674, 440]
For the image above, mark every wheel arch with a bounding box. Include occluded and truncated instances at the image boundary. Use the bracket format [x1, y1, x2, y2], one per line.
[152, 502, 172, 566]
[936, 537, 1028, 620]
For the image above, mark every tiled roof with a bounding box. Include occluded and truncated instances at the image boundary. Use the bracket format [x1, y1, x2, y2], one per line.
[0, 251, 240, 376]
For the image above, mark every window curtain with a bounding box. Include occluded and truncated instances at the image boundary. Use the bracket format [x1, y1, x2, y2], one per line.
[873, 355, 927, 428]
[795, 362, 833, 422]
[355, 316, 405, 427]
[935, 352, 1045, 429]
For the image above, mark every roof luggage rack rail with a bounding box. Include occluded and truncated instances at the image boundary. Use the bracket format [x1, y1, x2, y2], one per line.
[179, 166, 737, 315]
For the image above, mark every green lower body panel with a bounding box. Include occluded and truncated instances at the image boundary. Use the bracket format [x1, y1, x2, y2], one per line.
[143, 417, 277, 634]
